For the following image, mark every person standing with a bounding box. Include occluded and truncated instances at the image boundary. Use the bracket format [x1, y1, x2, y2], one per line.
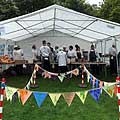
[89, 44, 98, 75]
[13, 45, 24, 61]
[57, 48, 67, 73]
[109, 44, 117, 75]
[13, 45, 24, 74]
[32, 45, 38, 63]
[40, 40, 50, 71]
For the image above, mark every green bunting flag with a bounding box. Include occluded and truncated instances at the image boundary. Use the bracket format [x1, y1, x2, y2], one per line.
[5, 86, 18, 101]
[49, 93, 61, 106]
[76, 91, 88, 104]
[103, 85, 115, 97]
[62, 92, 75, 106]
[58, 73, 65, 82]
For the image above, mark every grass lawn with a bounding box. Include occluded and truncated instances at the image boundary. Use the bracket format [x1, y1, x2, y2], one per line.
[2, 73, 119, 120]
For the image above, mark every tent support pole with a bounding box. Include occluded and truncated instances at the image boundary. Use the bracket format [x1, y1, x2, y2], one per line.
[104, 40, 106, 63]
[114, 37, 120, 77]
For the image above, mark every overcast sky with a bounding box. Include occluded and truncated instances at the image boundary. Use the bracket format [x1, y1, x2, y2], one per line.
[86, 0, 103, 5]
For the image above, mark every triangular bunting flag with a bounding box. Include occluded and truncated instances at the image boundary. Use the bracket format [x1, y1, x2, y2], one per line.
[5, 86, 18, 101]
[95, 79, 99, 88]
[30, 76, 34, 84]
[49, 93, 61, 106]
[87, 72, 90, 83]
[76, 91, 88, 104]
[114, 85, 117, 96]
[99, 81, 104, 88]
[104, 82, 116, 87]
[89, 88, 101, 102]
[44, 71, 51, 79]
[90, 74, 93, 84]
[33, 92, 47, 107]
[58, 73, 65, 82]
[34, 64, 39, 71]
[103, 85, 115, 97]
[25, 81, 31, 89]
[62, 92, 75, 106]
[72, 69, 79, 76]
[19, 89, 32, 105]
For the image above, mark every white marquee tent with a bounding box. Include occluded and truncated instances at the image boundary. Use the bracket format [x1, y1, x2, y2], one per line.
[0, 4, 120, 59]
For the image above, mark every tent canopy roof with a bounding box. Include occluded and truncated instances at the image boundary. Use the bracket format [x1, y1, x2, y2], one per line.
[0, 4, 120, 42]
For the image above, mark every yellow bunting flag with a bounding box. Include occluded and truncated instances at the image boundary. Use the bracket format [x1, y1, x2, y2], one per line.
[62, 92, 75, 106]
[34, 64, 39, 71]
[19, 89, 32, 105]
[87, 72, 90, 83]
[76, 91, 88, 104]
[49, 93, 61, 106]
[103, 85, 115, 97]
[72, 69, 79, 76]
[5, 86, 18, 101]
[104, 82, 116, 87]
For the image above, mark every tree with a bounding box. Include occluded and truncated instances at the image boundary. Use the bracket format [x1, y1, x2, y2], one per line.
[0, 0, 20, 21]
[98, 0, 120, 23]
[13, 0, 53, 15]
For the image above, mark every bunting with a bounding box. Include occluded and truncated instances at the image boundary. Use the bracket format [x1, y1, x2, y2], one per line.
[76, 91, 88, 104]
[18, 89, 32, 105]
[95, 79, 99, 88]
[72, 68, 79, 76]
[44, 71, 51, 79]
[89, 88, 101, 102]
[114, 85, 117, 96]
[103, 85, 115, 97]
[87, 72, 90, 83]
[58, 73, 65, 82]
[5, 86, 18, 101]
[33, 92, 47, 107]
[49, 93, 61, 106]
[62, 92, 75, 106]
[99, 81, 104, 88]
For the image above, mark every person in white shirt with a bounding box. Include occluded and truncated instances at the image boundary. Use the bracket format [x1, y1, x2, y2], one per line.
[40, 40, 50, 71]
[32, 45, 38, 63]
[109, 44, 117, 75]
[67, 45, 77, 64]
[13, 45, 24, 60]
[67, 45, 77, 74]
[13, 45, 24, 74]
[57, 47, 67, 73]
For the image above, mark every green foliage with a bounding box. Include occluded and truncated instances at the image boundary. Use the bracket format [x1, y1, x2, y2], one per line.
[0, 0, 98, 21]
[0, 0, 20, 21]
[98, 0, 120, 23]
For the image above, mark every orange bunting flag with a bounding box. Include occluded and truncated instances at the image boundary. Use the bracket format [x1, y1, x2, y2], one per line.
[44, 71, 51, 79]
[72, 69, 79, 76]
[19, 89, 32, 105]
[62, 92, 75, 106]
